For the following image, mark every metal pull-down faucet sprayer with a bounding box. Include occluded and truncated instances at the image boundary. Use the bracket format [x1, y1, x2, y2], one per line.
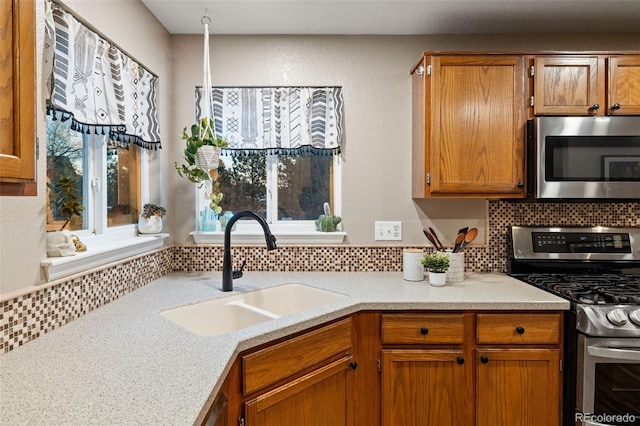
[222, 211, 277, 292]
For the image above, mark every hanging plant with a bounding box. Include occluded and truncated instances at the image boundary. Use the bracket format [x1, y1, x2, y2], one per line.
[207, 180, 224, 215]
[175, 117, 228, 185]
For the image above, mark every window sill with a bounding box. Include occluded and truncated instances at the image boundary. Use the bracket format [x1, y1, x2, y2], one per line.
[41, 229, 169, 281]
[190, 225, 346, 245]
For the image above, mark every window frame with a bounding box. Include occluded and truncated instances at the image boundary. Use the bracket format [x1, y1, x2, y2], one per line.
[191, 154, 345, 244]
[42, 121, 165, 281]
[55, 131, 150, 239]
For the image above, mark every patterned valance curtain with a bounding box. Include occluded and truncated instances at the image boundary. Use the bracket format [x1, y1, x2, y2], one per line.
[43, 1, 161, 150]
[195, 87, 343, 156]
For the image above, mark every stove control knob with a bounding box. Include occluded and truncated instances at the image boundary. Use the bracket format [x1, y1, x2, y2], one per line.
[606, 309, 628, 327]
[629, 309, 640, 327]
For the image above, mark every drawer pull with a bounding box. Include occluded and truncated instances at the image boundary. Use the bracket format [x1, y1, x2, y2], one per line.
[349, 361, 358, 370]
[480, 355, 489, 364]
[420, 327, 429, 335]
[516, 326, 525, 335]
[456, 357, 465, 365]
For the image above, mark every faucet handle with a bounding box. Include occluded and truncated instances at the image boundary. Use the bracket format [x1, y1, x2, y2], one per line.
[232, 259, 247, 280]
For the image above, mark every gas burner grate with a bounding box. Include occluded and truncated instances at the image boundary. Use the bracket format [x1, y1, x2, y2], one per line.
[519, 273, 640, 305]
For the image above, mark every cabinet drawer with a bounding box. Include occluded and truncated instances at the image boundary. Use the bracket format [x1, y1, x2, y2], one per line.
[381, 313, 465, 344]
[242, 318, 352, 395]
[476, 313, 561, 344]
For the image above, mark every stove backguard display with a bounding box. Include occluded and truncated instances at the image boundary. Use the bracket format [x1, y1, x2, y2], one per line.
[532, 232, 631, 254]
[510, 226, 640, 262]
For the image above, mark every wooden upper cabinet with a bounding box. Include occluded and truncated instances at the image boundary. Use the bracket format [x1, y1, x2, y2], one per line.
[412, 54, 527, 199]
[0, 0, 36, 196]
[534, 54, 640, 116]
[608, 56, 640, 115]
[534, 56, 604, 115]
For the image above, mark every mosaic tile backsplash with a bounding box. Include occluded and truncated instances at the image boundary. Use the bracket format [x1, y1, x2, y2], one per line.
[2, 200, 638, 354]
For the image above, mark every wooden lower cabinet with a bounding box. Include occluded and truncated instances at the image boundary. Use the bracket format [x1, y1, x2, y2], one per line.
[244, 356, 354, 426]
[381, 349, 473, 426]
[476, 348, 561, 426]
[204, 312, 562, 426]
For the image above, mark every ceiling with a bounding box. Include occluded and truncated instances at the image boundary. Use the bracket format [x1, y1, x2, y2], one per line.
[140, 0, 640, 35]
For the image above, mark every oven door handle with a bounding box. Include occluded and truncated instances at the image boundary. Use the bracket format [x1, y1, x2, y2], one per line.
[587, 345, 640, 361]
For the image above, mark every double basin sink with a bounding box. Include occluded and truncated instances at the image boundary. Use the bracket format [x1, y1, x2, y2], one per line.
[160, 283, 348, 336]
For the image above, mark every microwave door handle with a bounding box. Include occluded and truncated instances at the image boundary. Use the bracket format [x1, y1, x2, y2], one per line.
[587, 345, 640, 361]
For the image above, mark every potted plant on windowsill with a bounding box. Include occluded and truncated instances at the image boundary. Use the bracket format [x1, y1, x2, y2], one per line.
[47, 176, 85, 257]
[138, 203, 166, 234]
[421, 251, 450, 287]
[175, 117, 228, 231]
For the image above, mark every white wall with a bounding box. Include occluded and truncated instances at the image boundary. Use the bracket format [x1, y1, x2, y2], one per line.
[0, 0, 172, 296]
[170, 33, 640, 247]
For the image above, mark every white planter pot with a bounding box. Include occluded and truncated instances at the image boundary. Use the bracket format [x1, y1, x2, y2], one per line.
[138, 215, 163, 234]
[428, 271, 447, 287]
[195, 146, 221, 170]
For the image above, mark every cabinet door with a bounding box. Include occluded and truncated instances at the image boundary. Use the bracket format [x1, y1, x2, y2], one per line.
[381, 349, 473, 426]
[534, 56, 605, 115]
[0, 0, 36, 196]
[476, 349, 561, 426]
[429, 55, 527, 197]
[244, 356, 354, 426]
[608, 56, 640, 115]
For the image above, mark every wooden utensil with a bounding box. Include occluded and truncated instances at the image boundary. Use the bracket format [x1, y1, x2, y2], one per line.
[423, 229, 441, 250]
[458, 227, 478, 252]
[452, 232, 465, 253]
[428, 227, 445, 251]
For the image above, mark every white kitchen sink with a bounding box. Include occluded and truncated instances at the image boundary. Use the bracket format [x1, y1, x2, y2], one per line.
[160, 283, 347, 337]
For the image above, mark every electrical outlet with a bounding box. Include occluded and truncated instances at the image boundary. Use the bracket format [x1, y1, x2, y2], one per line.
[375, 221, 402, 241]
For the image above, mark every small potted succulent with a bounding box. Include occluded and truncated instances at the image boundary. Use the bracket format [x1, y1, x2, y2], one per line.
[421, 251, 450, 286]
[138, 203, 166, 234]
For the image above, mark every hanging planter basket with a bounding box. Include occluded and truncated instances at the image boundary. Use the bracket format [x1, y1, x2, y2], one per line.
[195, 145, 221, 170]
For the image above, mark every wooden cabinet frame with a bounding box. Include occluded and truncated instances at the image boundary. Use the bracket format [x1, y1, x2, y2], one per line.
[0, 0, 37, 196]
[412, 53, 527, 199]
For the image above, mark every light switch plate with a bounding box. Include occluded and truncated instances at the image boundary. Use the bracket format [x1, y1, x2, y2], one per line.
[375, 221, 402, 241]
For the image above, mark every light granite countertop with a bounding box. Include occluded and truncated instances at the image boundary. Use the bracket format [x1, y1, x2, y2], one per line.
[0, 271, 569, 426]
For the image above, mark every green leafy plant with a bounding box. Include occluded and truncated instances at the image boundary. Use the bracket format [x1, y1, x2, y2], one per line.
[207, 183, 224, 215]
[175, 117, 227, 215]
[141, 203, 166, 219]
[175, 117, 228, 185]
[421, 251, 450, 273]
[54, 176, 84, 231]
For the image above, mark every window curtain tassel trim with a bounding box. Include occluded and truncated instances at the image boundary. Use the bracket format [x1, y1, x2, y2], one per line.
[195, 86, 343, 157]
[44, 0, 162, 150]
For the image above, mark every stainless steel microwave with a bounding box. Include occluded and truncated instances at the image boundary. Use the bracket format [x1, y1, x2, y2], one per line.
[531, 116, 640, 200]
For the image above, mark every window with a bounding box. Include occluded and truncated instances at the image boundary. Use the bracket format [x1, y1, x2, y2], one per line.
[41, 0, 164, 280]
[217, 153, 335, 222]
[192, 86, 344, 243]
[46, 114, 143, 235]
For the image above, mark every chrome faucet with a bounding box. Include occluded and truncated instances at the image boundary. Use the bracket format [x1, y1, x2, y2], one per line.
[222, 211, 277, 292]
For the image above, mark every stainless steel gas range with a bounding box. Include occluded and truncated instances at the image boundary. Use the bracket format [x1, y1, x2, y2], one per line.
[508, 226, 640, 426]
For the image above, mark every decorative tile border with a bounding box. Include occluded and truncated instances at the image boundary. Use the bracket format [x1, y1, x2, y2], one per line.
[2, 200, 638, 354]
[1, 248, 173, 354]
[172, 245, 487, 273]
